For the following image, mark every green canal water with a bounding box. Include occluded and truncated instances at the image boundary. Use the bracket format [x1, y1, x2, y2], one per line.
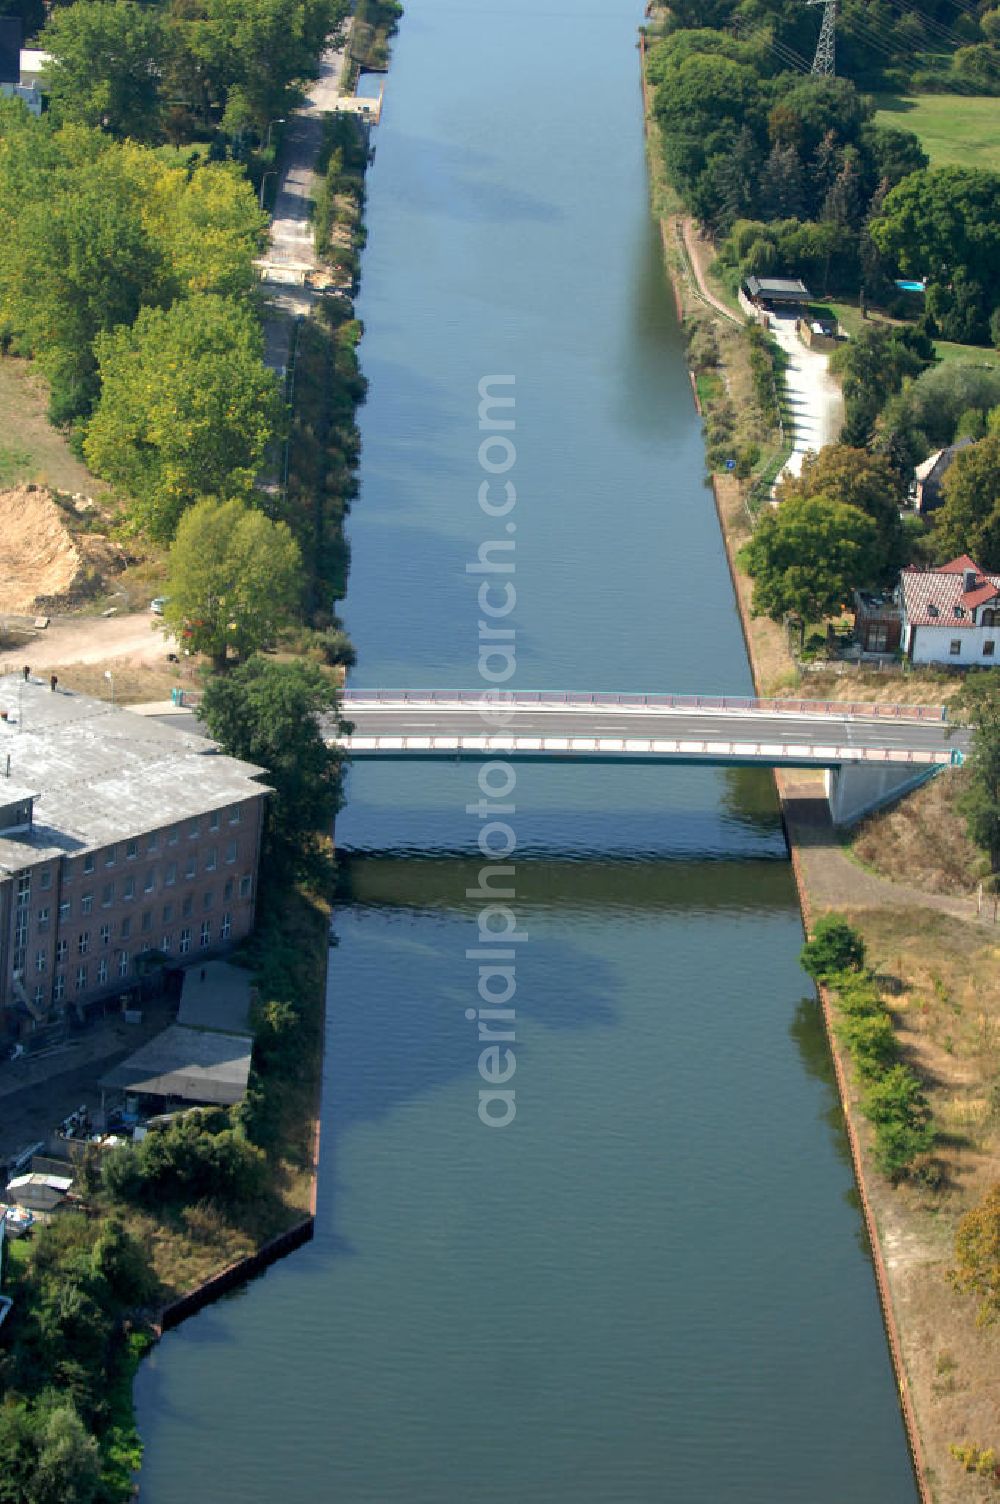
[134, 2, 919, 1499]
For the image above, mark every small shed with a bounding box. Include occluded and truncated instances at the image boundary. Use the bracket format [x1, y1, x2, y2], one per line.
[5, 1172, 73, 1213]
[912, 438, 974, 515]
[743, 275, 813, 310]
[100, 1024, 252, 1110]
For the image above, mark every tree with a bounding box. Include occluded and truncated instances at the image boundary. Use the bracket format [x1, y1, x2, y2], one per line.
[776, 445, 905, 581]
[0, 147, 161, 420]
[870, 168, 1000, 345]
[164, 497, 303, 669]
[876, 364, 1000, 472]
[829, 324, 930, 445]
[951, 671, 1000, 874]
[861, 1064, 934, 1180]
[800, 913, 866, 979]
[741, 492, 881, 627]
[953, 1183, 1000, 1325]
[760, 143, 806, 222]
[84, 294, 283, 540]
[200, 656, 345, 876]
[41, 1, 166, 139]
[934, 434, 1000, 569]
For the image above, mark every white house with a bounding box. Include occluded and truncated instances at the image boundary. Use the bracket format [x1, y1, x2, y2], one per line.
[0, 49, 51, 116]
[900, 554, 1000, 666]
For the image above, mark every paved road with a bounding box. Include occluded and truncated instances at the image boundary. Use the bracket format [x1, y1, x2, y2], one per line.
[768, 311, 844, 479]
[337, 697, 966, 763]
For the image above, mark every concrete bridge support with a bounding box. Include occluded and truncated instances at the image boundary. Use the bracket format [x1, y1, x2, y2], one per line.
[825, 763, 941, 827]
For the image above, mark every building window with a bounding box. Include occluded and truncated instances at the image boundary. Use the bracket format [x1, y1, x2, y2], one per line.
[100, 923, 111, 946]
[209, 810, 220, 832]
[226, 840, 237, 865]
[83, 854, 95, 875]
[56, 939, 67, 963]
[120, 916, 131, 940]
[169, 825, 179, 846]
[985, 640, 996, 657]
[59, 900, 71, 920]
[78, 932, 90, 956]
[118, 951, 129, 978]
[123, 877, 135, 901]
[203, 890, 214, 911]
[81, 893, 93, 915]
[165, 863, 177, 887]
[105, 846, 116, 867]
[39, 868, 52, 891]
[189, 819, 200, 840]
[147, 831, 159, 854]
[76, 965, 87, 992]
[229, 806, 241, 826]
[982, 609, 998, 628]
[37, 906, 49, 932]
[12, 948, 26, 978]
[161, 934, 172, 953]
[221, 912, 232, 941]
[98, 958, 108, 985]
[14, 915, 27, 948]
[35, 950, 46, 974]
[223, 878, 234, 902]
[53, 973, 65, 1003]
[144, 869, 155, 893]
[200, 921, 211, 947]
[182, 894, 193, 919]
[102, 883, 114, 908]
[33, 984, 45, 1009]
[179, 928, 191, 955]
[185, 856, 197, 880]
[141, 910, 152, 934]
[950, 639, 962, 656]
[205, 848, 217, 872]
[239, 875, 252, 900]
[126, 838, 138, 860]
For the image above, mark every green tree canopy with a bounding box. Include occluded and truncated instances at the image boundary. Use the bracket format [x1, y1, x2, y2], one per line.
[876, 364, 1000, 471]
[741, 492, 881, 625]
[870, 167, 1000, 345]
[200, 656, 345, 877]
[84, 294, 283, 540]
[776, 444, 905, 581]
[41, 1, 166, 138]
[934, 434, 1000, 568]
[951, 670, 1000, 874]
[164, 496, 303, 669]
[829, 323, 931, 445]
[800, 913, 866, 979]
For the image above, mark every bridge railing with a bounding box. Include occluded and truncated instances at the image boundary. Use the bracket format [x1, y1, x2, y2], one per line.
[341, 689, 947, 723]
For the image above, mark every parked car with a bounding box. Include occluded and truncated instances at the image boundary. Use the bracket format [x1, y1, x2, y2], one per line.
[149, 597, 169, 615]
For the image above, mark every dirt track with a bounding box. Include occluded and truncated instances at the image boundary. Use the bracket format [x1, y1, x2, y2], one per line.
[0, 612, 177, 672]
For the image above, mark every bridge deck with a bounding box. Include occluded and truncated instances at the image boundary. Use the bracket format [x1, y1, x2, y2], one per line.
[335, 692, 966, 768]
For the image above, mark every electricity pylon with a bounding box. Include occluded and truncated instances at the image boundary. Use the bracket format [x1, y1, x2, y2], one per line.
[807, 0, 836, 75]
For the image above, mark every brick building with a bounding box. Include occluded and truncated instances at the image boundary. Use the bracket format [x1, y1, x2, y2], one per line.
[0, 676, 270, 1038]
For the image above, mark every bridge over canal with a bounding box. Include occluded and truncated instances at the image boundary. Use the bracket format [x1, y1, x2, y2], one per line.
[335, 690, 967, 826]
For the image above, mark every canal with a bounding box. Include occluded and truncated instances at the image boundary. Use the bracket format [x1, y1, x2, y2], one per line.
[135, 2, 919, 1500]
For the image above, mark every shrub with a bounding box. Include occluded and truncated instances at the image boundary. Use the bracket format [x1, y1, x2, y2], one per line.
[800, 914, 866, 979]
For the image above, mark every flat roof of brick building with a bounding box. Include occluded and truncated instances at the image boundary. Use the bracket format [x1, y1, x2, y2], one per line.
[0, 676, 269, 876]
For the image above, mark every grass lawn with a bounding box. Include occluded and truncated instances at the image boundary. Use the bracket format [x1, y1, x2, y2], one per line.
[826, 297, 996, 368]
[874, 94, 1000, 171]
[0, 354, 106, 496]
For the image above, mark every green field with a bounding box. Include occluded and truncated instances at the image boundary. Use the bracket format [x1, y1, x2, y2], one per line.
[874, 94, 1000, 171]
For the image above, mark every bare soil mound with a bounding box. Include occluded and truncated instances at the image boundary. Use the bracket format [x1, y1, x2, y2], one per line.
[0, 485, 82, 613]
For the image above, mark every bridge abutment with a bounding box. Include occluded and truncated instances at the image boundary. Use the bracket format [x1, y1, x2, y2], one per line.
[825, 763, 941, 827]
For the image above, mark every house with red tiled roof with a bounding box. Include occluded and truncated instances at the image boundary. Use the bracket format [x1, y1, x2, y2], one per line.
[900, 555, 1000, 666]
